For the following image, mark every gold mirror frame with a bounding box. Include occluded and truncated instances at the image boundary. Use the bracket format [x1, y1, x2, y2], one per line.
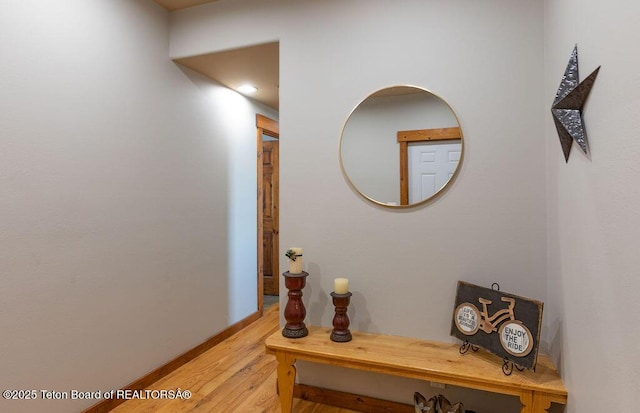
[339, 85, 464, 208]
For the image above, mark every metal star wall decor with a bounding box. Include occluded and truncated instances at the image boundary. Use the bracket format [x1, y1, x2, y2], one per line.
[551, 45, 601, 162]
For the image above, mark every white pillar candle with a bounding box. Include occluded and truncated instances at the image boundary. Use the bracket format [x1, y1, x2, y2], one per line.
[334, 278, 349, 294]
[288, 247, 303, 274]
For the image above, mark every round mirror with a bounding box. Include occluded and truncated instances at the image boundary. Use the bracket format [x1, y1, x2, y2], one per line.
[340, 86, 463, 207]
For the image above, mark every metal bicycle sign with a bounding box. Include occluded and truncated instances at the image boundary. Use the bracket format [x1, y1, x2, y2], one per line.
[451, 281, 543, 372]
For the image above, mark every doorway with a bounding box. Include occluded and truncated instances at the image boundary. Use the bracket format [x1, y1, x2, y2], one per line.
[256, 114, 279, 314]
[398, 126, 462, 205]
[408, 141, 461, 203]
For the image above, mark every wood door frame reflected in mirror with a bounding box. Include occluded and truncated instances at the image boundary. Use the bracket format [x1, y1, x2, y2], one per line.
[397, 127, 462, 205]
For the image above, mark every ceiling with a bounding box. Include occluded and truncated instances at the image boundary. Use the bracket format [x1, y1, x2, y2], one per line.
[153, 0, 220, 11]
[154, 1, 279, 110]
[371, 86, 425, 98]
[175, 42, 279, 110]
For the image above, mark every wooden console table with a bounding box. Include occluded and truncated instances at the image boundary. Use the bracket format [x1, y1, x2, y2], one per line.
[265, 326, 567, 413]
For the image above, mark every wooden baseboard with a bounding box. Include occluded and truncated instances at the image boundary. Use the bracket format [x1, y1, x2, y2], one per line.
[83, 311, 262, 413]
[294, 383, 414, 413]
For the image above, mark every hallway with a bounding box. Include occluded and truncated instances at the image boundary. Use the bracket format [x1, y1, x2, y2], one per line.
[111, 305, 359, 412]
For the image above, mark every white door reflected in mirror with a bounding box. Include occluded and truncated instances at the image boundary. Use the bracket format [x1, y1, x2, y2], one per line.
[408, 142, 461, 204]
[340, 86, 463, 207]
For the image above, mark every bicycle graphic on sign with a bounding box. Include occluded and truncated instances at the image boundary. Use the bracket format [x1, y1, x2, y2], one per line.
[454, 296, 534, 358]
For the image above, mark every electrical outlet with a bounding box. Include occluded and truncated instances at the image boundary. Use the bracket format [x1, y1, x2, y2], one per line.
[430, 381, 446, 389]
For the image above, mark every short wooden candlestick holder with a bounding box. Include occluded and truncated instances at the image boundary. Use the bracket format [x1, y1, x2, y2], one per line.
[330, 291, 352, 342]
[282, 271, 309, 338]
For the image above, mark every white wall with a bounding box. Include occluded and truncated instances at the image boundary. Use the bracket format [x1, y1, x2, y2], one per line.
[0, 1, 275, 412]
[544, 1, 640, 412]
[172, 1, 545, 411]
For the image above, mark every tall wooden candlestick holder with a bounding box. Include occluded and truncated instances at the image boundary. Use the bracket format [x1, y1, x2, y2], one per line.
[282, 271, 309, 338]
[330, 291, 352, 342]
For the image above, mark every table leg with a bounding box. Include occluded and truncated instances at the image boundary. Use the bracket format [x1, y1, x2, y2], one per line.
[520, 391, 533, 413]
[276, 352, 296, 413]
[520, 391, 552, 413]
[533, 394, 552, 412]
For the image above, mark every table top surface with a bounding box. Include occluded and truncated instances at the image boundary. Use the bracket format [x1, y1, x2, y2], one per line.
[265, 326, 567, 398]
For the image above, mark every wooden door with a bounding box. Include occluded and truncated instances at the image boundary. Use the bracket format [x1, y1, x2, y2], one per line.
[262, 140, 279, 295]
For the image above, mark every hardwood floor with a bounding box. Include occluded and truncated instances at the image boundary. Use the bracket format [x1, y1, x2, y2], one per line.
[111, 304, 358, 413]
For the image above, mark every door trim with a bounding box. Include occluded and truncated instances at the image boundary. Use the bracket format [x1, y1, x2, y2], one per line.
[257, 114, 279, 314]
